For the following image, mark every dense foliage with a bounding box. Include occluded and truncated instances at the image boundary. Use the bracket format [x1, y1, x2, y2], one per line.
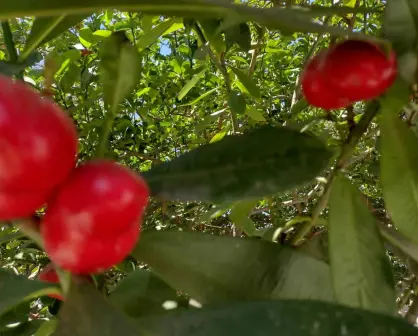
[1, 1, 418, 335]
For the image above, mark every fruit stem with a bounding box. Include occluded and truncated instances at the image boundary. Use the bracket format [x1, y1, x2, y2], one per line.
[95, 105, 117, 157]
[290, 100, 380, 246]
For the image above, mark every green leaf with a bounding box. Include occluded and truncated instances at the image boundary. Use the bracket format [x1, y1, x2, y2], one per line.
[228, 200, 258, 236]
[178, 67, 206, 100]
[383, 0, 417, 53]
[21, 15, 87, 61]
[137, 18, 180, 50]
[54, 279, 140, 336]
[380, 82, 418, 245]
[224, 22, 252, 51]
[290, 98, 309, 115]
[35, 320, 57, 336]
[180, 87, 218, 106]
[246, 106, 266, 122]
[100, 31, 141, 112]
[143, 126, 332, 202]
[109, 269, 177, 318]
[329, 174, 396, 315]
[198, 19, 225, 55]
[0, 269, 59, 316]
[132, 231, 334, 304]
[136, 299, 418, 336]
[228, 90, 246, 115]
[231, 67, 260, 99]
[197, 201, 235, 223]
[209, 130, 228, 144]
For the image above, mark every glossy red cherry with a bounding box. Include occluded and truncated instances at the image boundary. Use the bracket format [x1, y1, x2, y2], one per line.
[38, 263, 64, 301]
[323, 40, 397, 102]
[0, 190, 49, 220]
[43, 220, 139, 274]
[0, 76, 78, 193]
[301, 52, 352, 109]
[41, 159, 149, 274]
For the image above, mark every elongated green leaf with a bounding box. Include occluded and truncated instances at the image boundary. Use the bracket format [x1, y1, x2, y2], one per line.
[329, 174, 396, 315]
[231, 67, 260, 99]
[137, 18, 179, 50]
[54, 279, 140, 336]
[246, 106, 266, 122]
[143, 126, 332, 202]
[228, 200, 258, 236]
[180, 87, 217, 106]
[136, 299, 418, 336]
[0, 269, 59, 316]
[132, 231, 334, 304]
[100, 31, 141, 111]
[178, 67, 207, 100]
[21, 15, 87, 61]
[35, 320, 57, 336]
[109, 269, 177, 318]
[228, 90, 246, 115]
[0, 2, 370, 40]
[198, 19, 225, 54]
[383, 0, 417, 53]
[380, 81, 418, 244]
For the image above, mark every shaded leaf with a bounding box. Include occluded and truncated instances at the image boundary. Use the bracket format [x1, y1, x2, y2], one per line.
[198, 19, 225, 54]
[246, 106, 266, 122]
[132, 231, 334, 304]
[109, 269, 177, 318]
[231, 67, 260, 99]
[329, 174, 396, 315]
[0, 269, 59, 316]
[180, 87, 218, 106]
[143, 126, 332, 202]
[136, 299, 418, 336]
[35, 319, 57, 336]
[21, 15, 87, 61]
[228, 200, 258, 236]
[178, 67, 206, 100]
[224, 22, 251, 51]
[228, 90, 246, 115]
[54, 279, 140, 336]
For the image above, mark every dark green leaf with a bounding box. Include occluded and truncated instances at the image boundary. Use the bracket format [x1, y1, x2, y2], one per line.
[0, 269, 59, 316]
[228, 90, 246, 115]
[21, 15, 87, 61]
[198, 19, 225, 54]
[143, 126, 332, 202]
[109, 269, 177, 318]
[329, 174, 396, 315]
[136, 299, 418, 336]
[132, 231, 334, 304]
[231, 67, 260, 99]
[224, 22, 251, 51]
[54, 279, 140, 336]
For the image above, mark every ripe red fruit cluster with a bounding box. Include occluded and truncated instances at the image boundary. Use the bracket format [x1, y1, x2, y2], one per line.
[0, 75, 150, 274]
[301, 39, 397, 109]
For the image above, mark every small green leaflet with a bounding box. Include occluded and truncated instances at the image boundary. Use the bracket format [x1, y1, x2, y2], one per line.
[178, 67, 207, 100]
[231, 67, 261, 99]
[229, 200, 258, 236]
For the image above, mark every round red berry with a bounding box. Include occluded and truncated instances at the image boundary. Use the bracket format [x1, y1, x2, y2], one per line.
[301, 52, 352, 109]
[322, 40, 397, 102]
[38, 263, 64, 301]
[41, 160, 149, 274]
[0, 190, 49, 220]
[0, 76, 78, 195]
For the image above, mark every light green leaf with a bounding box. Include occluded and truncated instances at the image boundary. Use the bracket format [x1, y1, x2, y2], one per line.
[209, 130, 228, 143]
[93, 29, 112, 37]
[35, 320, 57, 336]
[180, 87, 218, 106]
[380, 81, 418, 245]
[329, 174, 396, 315]
[231, 67, 260, 99]
[137, 18, 181, 50]
[178, 67, 207, 100]
[246, 106, 266, 122]
[229, 200, 258, 236]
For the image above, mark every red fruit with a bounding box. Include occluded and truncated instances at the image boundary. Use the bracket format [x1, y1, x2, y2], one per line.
[0, 190, 48, 220]
[0, 75, 78, 217]
[43, 220, 139, 274]
[41, 159, 149, 274]
[38, 263, 64, 301]
[301, 52, 352, 109]
[322, 40, 397, 102]
[81, 49, 93, 57]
